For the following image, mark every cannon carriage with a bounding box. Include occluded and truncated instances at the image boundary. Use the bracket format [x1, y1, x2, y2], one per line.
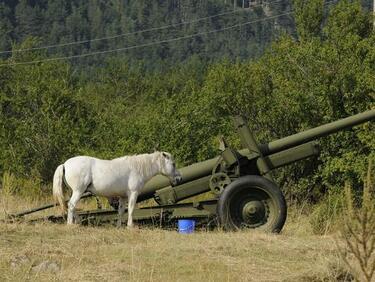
[8, 110, 375, 233]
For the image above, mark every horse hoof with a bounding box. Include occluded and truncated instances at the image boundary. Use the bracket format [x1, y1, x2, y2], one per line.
[127, 224, 135, 230]
[127, 224, 139, 231]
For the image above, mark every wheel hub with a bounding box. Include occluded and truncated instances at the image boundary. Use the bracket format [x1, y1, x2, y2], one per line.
[242, 200, 266, 224]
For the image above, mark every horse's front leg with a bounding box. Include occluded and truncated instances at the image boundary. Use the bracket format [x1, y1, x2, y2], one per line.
[117, 197, 127, 228]
[127, 191, 138, 228]
[67, 191, 82, 224]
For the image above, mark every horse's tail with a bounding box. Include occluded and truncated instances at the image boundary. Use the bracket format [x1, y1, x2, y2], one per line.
[53, 164, 67, 213]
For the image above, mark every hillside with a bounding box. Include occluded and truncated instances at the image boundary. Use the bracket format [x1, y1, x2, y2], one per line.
[0, 0, 311, 71]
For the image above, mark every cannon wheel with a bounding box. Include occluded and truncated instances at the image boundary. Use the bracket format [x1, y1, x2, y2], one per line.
[217, 175, 287, 233]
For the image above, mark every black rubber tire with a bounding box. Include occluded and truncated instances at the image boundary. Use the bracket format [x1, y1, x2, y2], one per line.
[217, 175, 287, 233]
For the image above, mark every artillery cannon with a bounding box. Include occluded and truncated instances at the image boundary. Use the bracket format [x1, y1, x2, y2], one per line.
[9, 110, 375, 232]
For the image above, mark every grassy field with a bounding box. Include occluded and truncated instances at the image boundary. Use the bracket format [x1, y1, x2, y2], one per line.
[0, 193, 354, 282]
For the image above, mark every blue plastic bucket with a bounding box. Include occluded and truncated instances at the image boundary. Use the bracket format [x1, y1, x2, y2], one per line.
[178, 219, 195, 234]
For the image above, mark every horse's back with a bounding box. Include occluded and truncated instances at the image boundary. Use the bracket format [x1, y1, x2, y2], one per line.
[64, 156, 98, 171]
[63, 156, 130, 197]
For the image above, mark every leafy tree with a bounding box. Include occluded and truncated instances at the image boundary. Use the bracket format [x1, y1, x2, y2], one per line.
[0, 3, 14, 54]
[293, 0, 325, 41]
[0, 40, 103, 181]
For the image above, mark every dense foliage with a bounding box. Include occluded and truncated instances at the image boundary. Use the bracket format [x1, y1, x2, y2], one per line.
[0, 0, 374, 202]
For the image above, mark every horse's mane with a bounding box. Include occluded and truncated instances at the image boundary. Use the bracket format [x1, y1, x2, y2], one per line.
[114, 152, 162, 177]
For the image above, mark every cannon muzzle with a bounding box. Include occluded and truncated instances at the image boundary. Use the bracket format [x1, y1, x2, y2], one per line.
[259, 109, 375, 155]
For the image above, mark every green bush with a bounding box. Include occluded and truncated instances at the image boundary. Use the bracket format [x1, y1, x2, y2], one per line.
[2, 171, 44, 199]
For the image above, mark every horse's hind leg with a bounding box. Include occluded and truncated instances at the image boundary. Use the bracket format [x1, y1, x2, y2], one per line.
[67, 191, 83, 224]
[117, 197, 127, 228]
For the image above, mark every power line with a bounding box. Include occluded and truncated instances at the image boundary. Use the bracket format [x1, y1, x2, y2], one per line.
[0, 0, 285, 55]
[1, 11, 292, 67]
[1, 1, 336, 67]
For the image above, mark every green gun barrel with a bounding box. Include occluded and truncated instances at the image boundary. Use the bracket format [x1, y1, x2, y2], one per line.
[260, 109, 375, 155]
[138, 157, 219, 201]
[138, 109, 375, 201]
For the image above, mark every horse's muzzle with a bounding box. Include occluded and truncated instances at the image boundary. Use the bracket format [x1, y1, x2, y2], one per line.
[176, 175, 183, 185]
[171, 172, 182, 186]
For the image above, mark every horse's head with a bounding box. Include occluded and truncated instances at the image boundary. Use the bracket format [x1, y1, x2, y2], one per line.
[159, 152, 182, 186]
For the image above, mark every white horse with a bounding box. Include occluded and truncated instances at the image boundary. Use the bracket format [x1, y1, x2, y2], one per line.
[52, 152, 182, 227]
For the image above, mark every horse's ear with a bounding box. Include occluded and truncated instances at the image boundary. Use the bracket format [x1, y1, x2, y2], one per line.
[162, 152, 169, 159]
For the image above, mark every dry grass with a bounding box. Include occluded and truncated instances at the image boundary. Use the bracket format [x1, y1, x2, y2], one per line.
[0, 222, 349, 282]
[0, 191, 353, 282]
[338, 161, 375, 282]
